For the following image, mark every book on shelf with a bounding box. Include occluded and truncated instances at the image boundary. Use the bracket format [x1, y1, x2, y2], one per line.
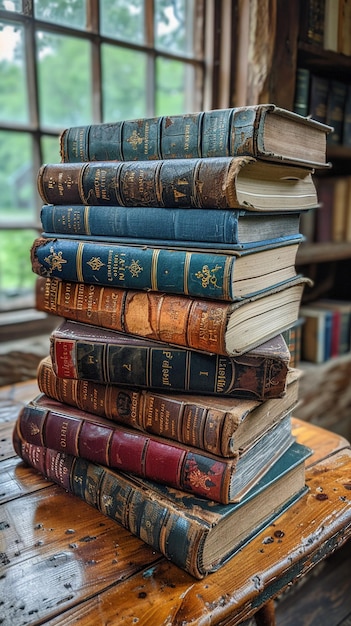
[59, 103, 331, 169]
[304, 299, 351, 356]
[15, 393, 295, 504]
[48, 320, 292, 401]
[343, 85, 351, 147]
[13, 422, 311, 579]
[37, 355, 301, 457]
[36, 157, 320, 212]
[35, 275, 309, 356]
[309, 75, 329, 125]
[40, 204, 306, 249]
[300, 305, 333, 363]
[314, 176, 335, 243]
[281, 319, 304, 368]
[338, 0, 351, 55]
[31, 236, 305, 304]
[299, 0, 326, 47]
[323, 0, 339, 51]
[293, 68, 311, 117]
[326, 80, 347, 146]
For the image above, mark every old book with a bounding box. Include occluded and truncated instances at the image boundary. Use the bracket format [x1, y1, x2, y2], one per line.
[309, 75, 329, 125]
[31, 236, 304, 303]
[35, 276, 309, 356]
[342, 85, 351, 147]
[13, 423, 311, 579]
[323, 0, 339, 51]
[299, 0, 326, 46]
[49, 320, 292, 401]
[37, 355, 301, 457]
[36, 157, 319, 212]
[16, 393, 295, 504]
[326, 80, 347, 145]
[40, 204, 305, 249]
[338, 0, 351, 55]
[293, 67, 311, 117]
[300, 305, 333, 363]
[59, 103, 331, 168]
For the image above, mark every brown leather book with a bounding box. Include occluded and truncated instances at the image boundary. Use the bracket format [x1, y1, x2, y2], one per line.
[37, 355, 300, 458]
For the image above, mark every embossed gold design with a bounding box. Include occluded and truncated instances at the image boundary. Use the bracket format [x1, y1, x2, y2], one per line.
[195, 264, 222, 289]
[30, 422, 40, 436]
[87, 257, 105, 271]
[44, 246, 68, 273]
[127, 259, 143, 277]
[127, 130, 143, 150]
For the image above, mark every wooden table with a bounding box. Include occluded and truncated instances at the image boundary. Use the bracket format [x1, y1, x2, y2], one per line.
[1, 380, 351, 626]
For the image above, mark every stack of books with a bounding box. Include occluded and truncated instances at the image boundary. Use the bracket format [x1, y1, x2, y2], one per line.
[13, 104, 331, 579]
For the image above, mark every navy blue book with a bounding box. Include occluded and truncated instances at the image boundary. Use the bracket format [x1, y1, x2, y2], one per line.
[13, 421, 311, 579]
[40, 204, 304, 250]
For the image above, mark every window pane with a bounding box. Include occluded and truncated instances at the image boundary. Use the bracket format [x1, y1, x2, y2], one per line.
[102, 44, 148, 121]
[0, 131, 37, 223]
[0, 229, 37, 310]
[0, 21, 28, 123]
[155, 0, 194, 55]
[41, 135, 61, 164]
[156, 58, 195, 115]
[34, 0, 87, 30]
[0, 1, 22, 12]
[100, 0, 144, 43]
[36, 31, 92, 128]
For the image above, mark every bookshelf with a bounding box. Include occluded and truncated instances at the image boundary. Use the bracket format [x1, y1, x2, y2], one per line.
[235, 0, 351, 439]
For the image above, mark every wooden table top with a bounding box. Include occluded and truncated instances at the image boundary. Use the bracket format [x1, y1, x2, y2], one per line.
[1, 379, 351, 626]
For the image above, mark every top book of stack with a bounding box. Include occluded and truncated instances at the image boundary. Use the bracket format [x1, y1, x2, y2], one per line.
[59, 104, 332, 170]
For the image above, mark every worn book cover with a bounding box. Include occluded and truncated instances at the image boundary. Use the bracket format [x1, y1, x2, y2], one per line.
[37, 355, 300, 457]
[35, 275, 309, 356]
[48, 320, 292, 401]
[16, 393, 295, 504]
[13, 424, 311, 579]
[37, 157, 319, 212]
[59, 103, 331, 168]
[31, 235, 306, 304]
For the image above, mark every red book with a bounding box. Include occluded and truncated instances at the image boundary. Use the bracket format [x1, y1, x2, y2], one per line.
[16, 393, 294, 504]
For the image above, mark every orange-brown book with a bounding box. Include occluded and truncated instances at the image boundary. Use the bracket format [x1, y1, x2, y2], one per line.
[37, 355, 300, 457]
[35, 275, 310, 357]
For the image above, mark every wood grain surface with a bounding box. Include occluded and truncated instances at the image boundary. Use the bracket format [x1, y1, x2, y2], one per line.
[0, 380, 350, 626]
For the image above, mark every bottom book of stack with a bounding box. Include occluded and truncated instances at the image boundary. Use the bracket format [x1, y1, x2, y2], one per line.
[13, 385, 311, 579]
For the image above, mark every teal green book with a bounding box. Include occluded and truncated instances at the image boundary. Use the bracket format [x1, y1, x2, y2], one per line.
[59, 103, 331, 169]
[13, 424, 311, 579]
[31, 235, 304, 302]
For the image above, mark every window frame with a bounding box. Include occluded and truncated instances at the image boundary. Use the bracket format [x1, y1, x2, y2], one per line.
[0, 0, 237, 333]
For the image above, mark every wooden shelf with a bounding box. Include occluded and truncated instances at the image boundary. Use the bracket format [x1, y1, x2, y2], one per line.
[296, 242, 351, 265]
[297, 41, 351, 80]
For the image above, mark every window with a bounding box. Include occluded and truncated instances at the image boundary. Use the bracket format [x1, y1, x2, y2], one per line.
[0, 0, 233, 314]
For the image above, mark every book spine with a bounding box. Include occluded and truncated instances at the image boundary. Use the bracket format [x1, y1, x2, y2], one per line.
[35, 277, 230, 354]
[49, 333, 289, 401]
[31, 237, 237, 301]
[37, 158, 243, 210]
[17, 403, 234, 503]
[293, 68, 310, 117]
[326, 80, 347, 145]
[40, 204, 241, 244]
[12, 426, 206, 578]
[37, 357, 238, 457]
[59, 108, 260, 163]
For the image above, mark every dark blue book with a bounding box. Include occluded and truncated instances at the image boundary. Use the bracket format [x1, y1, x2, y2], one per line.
[40, 204, 304, 250]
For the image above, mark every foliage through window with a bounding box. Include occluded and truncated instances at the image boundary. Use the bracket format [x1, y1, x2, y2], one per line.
[0, 0, 207, 312]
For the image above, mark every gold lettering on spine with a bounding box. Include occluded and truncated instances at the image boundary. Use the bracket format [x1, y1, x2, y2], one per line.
[76, 243, 84, 281]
